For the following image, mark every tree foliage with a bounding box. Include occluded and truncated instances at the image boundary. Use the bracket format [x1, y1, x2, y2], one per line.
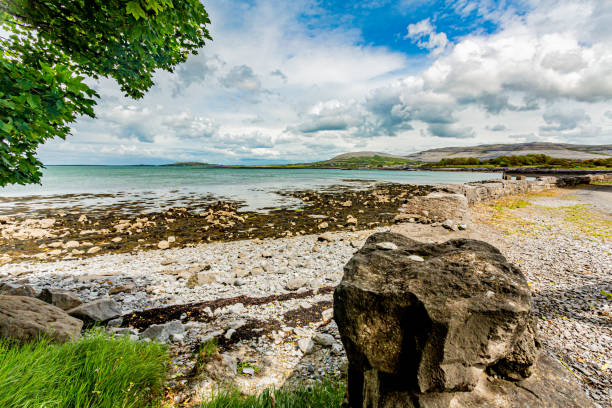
[0, 0, 211, 186]
[431, 154, 612, 168]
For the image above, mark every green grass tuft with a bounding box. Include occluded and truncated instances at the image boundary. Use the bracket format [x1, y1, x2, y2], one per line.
[0, 330, 169, 408]
[201, 380, 346, 408]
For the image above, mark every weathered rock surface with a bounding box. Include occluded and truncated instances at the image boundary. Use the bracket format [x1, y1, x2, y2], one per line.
[0, 295, 83, 343]
[38, 288, 82, 311]
[0, 283, 37, 297]
[334, 232, 591, 407]
[67, 298, 121, 323]
[399, 192, 469, 223]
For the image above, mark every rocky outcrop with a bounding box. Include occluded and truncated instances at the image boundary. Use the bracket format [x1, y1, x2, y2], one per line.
[398, 192, 469, 223]
[334, 232, 593, 407]
[0, 295, 83, 343]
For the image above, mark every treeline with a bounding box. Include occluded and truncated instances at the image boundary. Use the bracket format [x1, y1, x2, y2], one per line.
[430, 154, 612, 168]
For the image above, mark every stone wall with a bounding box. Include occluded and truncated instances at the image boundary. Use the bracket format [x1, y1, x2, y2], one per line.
[433, 173, 612, 204]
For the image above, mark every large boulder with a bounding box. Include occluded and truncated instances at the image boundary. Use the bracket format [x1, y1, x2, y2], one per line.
[334, 232, 592, 407]
[0, 295, 83, 343]
[398, 192, 468, 223]
[67, 298, 121, 323]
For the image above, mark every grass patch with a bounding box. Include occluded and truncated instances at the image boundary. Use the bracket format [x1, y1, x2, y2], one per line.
[592, 181, 612, 185]
[557, 205, 612, 240]
[200, 380, 345, 408]
[491, 198, 531, 211]
[0, 330, 169, 408]
[196, 338, 218, 370]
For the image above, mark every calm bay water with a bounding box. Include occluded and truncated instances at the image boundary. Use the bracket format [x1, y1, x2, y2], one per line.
[0, 166, 501, 214]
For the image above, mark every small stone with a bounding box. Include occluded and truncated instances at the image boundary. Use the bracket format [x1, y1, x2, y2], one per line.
[111, 237, 122, 243]
[408, 255, 425, 262]
[314, 333, 335, 347]
[221, 353, 237, 374]
[261, 251, 273, 258]
[225, 328, 236, 340]
[86, 246, 101, 254]
[285, 278, 306, 291]
[108, 285, 134, 295]
[107, 317, 123, 328]
[376, 242, 398, 251]
[458, 224, 467, 230]
[298, 338, 314, 354]
[322, 308, 334, 321]
[157, 240, 170, 249]
[318, 222, 329, 229]
[250, 266, 265, 276]
[167, 236, 176, 243]
[242, 367, 255, 376]
[64, 240, 80, 249]
[317, 233, 334, 242]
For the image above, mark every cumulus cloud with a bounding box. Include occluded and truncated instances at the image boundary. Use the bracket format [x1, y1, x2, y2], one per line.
[220, 65, 261, 91]
[270, 69, 287, 81]
[405, 18, 450, 56]
[40, 0, 612, 165]
[171, 55, 219, 96]
[540, 107, 591, 132]
[487, 124, 507, 131]
[428, 123, 475, 139]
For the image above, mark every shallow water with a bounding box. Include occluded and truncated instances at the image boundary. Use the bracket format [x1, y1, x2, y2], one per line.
[0, 166, 500, 214]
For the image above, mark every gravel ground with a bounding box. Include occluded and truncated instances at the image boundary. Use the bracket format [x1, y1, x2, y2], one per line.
[1, 186, 610, 406]
[473, 187, 612, 407]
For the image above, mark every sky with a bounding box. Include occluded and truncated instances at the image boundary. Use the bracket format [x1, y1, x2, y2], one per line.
[39, 0, 612, 165]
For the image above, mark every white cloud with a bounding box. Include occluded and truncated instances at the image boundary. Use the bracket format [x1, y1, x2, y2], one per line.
[38, 0, 612, 165]
[405, 18, 450, 56]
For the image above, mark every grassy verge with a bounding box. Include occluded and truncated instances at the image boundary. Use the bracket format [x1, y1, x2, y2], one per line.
[592, 181, 612, 185]
[200, 380, 346, 408]
[0, 331, 169, 408]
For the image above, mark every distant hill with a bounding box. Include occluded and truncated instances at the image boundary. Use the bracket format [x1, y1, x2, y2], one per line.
[161, 162, 217, 167]
[330, 151, 409, 160]
[406, 142, 612, 162]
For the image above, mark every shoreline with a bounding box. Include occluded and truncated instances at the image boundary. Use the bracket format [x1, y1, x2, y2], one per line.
[1, 173, 610, 405]
[1, 184, 610, 405]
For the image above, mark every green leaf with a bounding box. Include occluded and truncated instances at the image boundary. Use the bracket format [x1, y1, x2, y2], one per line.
[126, 1, 147, 20]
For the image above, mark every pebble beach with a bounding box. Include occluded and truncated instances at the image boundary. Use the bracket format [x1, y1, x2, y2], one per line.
[1, 183, 610, 407]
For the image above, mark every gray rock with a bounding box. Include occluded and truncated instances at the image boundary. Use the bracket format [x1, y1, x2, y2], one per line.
[38, 288, 82, 310]
[107, 317, 123, 328]
[441, 219, 458, 231]
[334, 232, 539, 406]
[141, 320, 184, 342]
[0, 295, 82, 343]
[67, 298, 121, 323]
[313, 333, 335, 347]
[0, 283, 37, 297]
[298, 337, 314, 354]
[242, 367, 255, 376]
[221, 353, 237, 374]
[322, 308, 334, 321]
[285, 278, 306, 291]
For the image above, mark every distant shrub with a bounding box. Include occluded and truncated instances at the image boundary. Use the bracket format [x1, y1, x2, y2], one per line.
[430, 154, 612, 168]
